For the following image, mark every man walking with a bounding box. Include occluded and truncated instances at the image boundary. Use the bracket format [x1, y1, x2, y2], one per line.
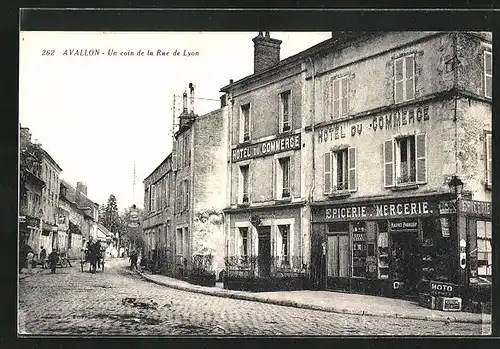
[48, 249, 58, 274]
[39, 246, 47, 269]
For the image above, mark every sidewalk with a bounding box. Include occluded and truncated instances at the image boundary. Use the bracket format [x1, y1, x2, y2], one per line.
[137, 270, 491, 325]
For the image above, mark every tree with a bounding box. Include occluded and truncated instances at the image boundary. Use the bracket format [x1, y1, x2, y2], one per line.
[101, 194, 120, 234]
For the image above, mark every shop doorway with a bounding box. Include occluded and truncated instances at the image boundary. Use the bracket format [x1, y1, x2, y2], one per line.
[327, 234, 349, 278]
[257, 227, 271, 277]
[390, 231, 420, 296]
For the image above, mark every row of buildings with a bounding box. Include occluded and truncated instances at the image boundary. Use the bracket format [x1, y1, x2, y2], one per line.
[19, 127, 117, 261]
[142, 31, 492, 300]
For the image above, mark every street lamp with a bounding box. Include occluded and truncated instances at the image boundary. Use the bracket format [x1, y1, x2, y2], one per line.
[448, 175, 464, 197]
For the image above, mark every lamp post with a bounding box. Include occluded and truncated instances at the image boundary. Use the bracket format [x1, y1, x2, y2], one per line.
[448, 175, 465, 293]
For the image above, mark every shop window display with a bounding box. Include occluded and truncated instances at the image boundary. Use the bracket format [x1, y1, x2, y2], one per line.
[420, 218, 452, 283]
[352, 222, 367, 277]
[377, 221, 389, 279]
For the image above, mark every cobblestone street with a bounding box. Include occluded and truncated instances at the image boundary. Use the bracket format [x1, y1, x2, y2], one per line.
[18, 259, 485, 336]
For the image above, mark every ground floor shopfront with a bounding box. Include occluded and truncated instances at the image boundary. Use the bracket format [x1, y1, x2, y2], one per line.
[310, 192, 473, 299]
[223, 203, 310, 291]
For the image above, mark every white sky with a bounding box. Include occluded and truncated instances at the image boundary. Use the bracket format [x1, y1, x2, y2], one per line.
[19, 31, 331, 211]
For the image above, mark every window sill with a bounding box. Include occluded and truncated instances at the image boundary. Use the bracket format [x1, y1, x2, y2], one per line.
[237, 202, 250, 208]
[279, 128, 293, 135]
[390, 183, 419, 191]
[327, 190, 351, 199]
[275, 197, 292, 204]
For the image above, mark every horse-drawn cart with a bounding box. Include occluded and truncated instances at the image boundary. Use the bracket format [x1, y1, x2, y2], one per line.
[80, 242, 105, 273]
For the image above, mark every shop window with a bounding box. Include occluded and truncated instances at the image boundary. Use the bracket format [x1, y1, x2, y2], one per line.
[239, 227, 249, 263]
[484, 50, 492, 98]
[279, 90, 291, 132]
[394, 54, 415, 104]
[327, 222, 349, 277]
[327, 75, 349, 119]
[384, 134, 426, 188]
[277, 157, 291, 199]
[477, 220, 492, 276]
[377, 221, 389, 279]
[485, 132, 492, 189]
[323, 147, 357, 194]
[239, 165, 249, 204]
[240, 104, 251, 142]
[352, 222, 367, 277]
[420, 218, 452, 283]
[277, 225, 290, 266]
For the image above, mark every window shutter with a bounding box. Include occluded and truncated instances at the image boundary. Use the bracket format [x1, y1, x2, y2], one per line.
[324, 79, 332, 119]
[248, 163, 253, 203]
[486, 133, 492, 186]
[484, 51, 492, 98]
[384, 139, 394, 187]
[289, 155, 295, 198]
[405, 55, 415, 100]
[228, 228, 236, 257]
[271, 159, 276, 199]
[394, 59, 404, 103]
[348, 147, 357, 192]
[341, 77, 348, 116]
[416, 133, 427, 184]
[324, 152, 331, 194]
[333, 79, 340, 119]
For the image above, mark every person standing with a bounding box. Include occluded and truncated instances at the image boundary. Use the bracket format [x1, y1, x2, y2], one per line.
[26, 249, 34, 274]
[129, 250, 138, 270]
[39, 246, 47, 269]
[48, 249, 58, 274]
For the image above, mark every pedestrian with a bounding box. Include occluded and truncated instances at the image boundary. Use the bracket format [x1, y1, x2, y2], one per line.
[26, 249, 34, 274]
[39, 246, 47, 269]
[129, 250, 138, 270]
[48, 249, 59, 274]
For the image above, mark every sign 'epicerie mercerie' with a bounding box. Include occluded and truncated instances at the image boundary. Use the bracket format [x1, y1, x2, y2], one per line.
[231, 133, 301, 162]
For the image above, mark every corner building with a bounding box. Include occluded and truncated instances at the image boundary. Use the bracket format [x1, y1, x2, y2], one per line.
[221, 32, 311, 291]
[308, 32, 491, 299]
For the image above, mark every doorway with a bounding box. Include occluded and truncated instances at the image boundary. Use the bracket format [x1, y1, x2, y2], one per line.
[257, 227, 271, 277]
[390, 231, 420, 296]
[327, 234, 350, 278]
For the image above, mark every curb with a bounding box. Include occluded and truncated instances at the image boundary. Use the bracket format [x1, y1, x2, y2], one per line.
[135, 271, 490, 325]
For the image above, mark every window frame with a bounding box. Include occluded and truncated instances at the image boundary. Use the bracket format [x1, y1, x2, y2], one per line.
[329, 75, 349, 120]
[394, 54, 415, 104]
[484, 50, 492, 99]
[240, 103, 251, 143]
[239, 164, 250, 204]
[476, 220, 492, 276]
[324, 147, 357, 194]
[278, 156, 291, 199]
[279, 90, 292, 133]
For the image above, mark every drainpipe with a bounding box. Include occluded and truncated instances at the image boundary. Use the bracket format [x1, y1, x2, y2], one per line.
[307, 56, 317, 284]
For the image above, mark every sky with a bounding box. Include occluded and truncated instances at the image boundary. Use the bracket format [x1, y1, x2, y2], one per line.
[19, 31, 331, 212]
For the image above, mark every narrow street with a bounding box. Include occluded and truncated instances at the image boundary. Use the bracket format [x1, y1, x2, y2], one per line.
[18, 259, 484, 336]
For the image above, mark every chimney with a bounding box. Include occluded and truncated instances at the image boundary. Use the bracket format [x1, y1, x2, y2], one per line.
[76, 182, 87, 196]
[188, 83, 195, 114]
[182, 90, 188, 114]
[252, 31, 282, 74]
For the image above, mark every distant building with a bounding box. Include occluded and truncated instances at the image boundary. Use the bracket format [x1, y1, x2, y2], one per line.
[38, 145, 63, 253]
[142, 86, 228, 278]
[19, 126, 45, 255]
